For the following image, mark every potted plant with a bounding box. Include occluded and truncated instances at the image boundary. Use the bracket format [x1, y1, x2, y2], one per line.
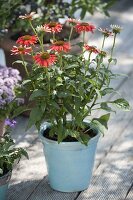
[0, 66, 28, 199]
[11, 15, 130, 192]
[0, 122, 28, 200]
[0, 66, 23, 136]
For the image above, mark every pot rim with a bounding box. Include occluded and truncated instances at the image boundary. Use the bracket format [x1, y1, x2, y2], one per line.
[39, 121, 100, 146]
[0, 170, 12, 186]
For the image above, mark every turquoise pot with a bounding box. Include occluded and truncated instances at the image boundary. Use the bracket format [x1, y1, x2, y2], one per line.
[0, 171, 11, 200]
[39, 122, 99, 192]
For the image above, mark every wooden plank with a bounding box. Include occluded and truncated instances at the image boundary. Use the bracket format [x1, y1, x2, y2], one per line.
[8, 138, 47, 200]
[125, 186, 133, 200]
[27, 176, 77, 200]
[76, 119, 133, 200]
[11, 116, 37, 147]
[92, 69, 133, 170]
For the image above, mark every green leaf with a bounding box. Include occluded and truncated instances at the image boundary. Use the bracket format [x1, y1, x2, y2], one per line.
[22, 80, 31, 85]
[0, 168, 3, 175]
[12, 105, 30, 118]
[80, 133, 90, 146]
[100, 102, 115, 113]
[29, 89, 47, 100]
[105, 0, 117, 9]
[50, 101, 60, 110]
[108, 58, 117, 65]
[101, 88, 115, 96]
[12, 60, 28, 66]
[111, 98, 131, 111]
[80, 7, 87, 19]
[65, 129, 80, 142]
[57, 92, 75, 98]
[27, 106, 43, 129]
[20, 148, 29, 159]
[57, 122, 64, 143]
[91, 113, 110, 135]
[64, 102, 75, 115]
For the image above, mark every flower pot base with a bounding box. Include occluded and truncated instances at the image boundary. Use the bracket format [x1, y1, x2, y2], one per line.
[40, 122, 99, 193]
[50, 185, 88, 193]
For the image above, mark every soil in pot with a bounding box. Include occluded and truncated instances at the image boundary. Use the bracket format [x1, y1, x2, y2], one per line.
[43, 125, 97, 142]
[0, 165, 10, 178]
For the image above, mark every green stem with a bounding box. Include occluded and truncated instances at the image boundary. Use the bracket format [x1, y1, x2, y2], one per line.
[46, 68, 50, 97]
[40, 32, 44, 52]
[21, 55, 36, 90]
[111, 33, 116, 58]
[21, 55, 29, 77]
[69, 26, 74, 43]
[100, 33, 117, 89]
[96, 56, 101, 82]
[83, 31, 85, 44]
[88, 52, 91, 62]
[90, 94, 98, 109]
[101, 35, 106, 50]
[107, 33, 117, 70]
[29, 20, 44, 52]
[85, 52, 91, 75]
[60, 53, 63, 70]
[53, 32, 56, 41]
[62, 111, 67, 126]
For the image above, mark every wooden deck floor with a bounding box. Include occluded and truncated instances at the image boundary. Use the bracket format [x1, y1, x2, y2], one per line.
[7, 0, 133, 199]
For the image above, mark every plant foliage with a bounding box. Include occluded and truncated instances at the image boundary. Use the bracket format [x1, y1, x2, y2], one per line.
[11, 14, 130, 145]
[0, 133, 28, 176]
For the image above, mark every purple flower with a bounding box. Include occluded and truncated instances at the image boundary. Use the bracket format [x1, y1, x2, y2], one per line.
[0, 67, 22, 109]
[5, 119, 17, 128]
[0, 78, 4, 86]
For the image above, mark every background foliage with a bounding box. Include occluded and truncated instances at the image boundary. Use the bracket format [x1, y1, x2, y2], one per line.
[0, 0, 116, 35]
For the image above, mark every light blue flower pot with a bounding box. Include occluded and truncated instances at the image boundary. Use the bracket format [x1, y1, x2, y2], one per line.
[39, 122, 99, 192]
[0, 171, 11, 200]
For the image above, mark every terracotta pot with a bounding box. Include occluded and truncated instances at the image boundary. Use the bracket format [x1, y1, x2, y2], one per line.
[0, 120, 5, 137]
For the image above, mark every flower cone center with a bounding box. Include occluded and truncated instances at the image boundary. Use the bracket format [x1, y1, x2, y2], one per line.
[18, 47, 24, 51]
[80, 22, 89, 26]
[41, 52, 50, 60]
[54, 41, 65, 46]
[49, 22, 57, 27]
[23, 35, 31, 40]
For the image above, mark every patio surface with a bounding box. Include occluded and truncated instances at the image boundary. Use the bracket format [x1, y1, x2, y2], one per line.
[7, 0, 133, 199]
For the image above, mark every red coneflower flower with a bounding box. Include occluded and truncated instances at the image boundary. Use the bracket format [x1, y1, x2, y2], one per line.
[43, 22, 62, 33]
[16, 35, 38, 46]
[33, 52, 57, 67]
[75, 22, 96, 33]
[98, 28, 113, 37]
[66, 18, 80, 25]
[84, 44, 100, 54]
[19, 12, 38, 20]
[11, 46, 32, 55]
[50, 41, 71, 53]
